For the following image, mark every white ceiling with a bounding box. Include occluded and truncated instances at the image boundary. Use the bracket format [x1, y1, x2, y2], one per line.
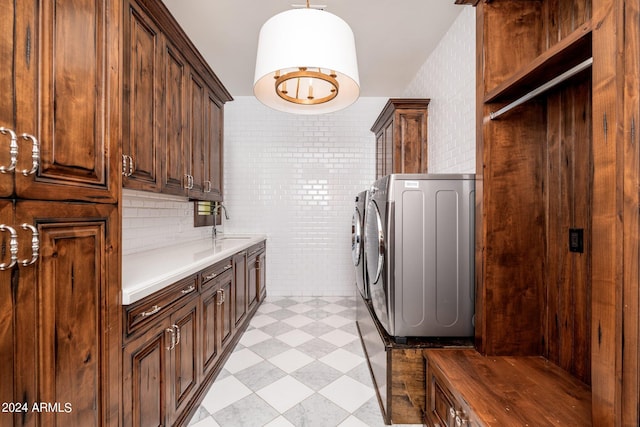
[160, 0, 464, 97]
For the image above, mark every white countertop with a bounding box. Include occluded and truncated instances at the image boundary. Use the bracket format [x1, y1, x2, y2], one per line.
[122, 234, 267, 305]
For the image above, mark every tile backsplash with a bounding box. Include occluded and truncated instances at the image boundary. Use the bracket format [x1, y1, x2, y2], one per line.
[122, 7, 476, 296]
[122, 189, 211, 255]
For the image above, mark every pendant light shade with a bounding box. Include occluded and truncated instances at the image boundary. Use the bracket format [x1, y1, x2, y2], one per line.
[254, 8, 360, 114]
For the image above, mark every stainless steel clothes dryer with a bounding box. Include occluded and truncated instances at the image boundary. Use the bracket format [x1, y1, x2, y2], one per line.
[352, 190, 369, 299]
[364, 174, 475, 339]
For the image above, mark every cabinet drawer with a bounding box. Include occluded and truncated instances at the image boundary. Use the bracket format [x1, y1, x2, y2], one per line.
[125, 275, 199, 337]
[199, 257, 233, 291]
[247, 242, 265, 258]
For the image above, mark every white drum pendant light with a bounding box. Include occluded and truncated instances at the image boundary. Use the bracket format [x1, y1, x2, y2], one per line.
[253, 3, 360, 114]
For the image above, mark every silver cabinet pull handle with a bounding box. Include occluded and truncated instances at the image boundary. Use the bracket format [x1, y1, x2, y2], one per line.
[19, 223, 39, 266]
[138, 304, 161, 319]
[204, 180, 212, 193]
[221, 289, 225, 303]
[0, 224, 18, 270]
[184, 174, 190, 189]
[122, 155, 134, 177]
[204, 263, 232, 281]
[181, 285, 195, 294]
[216, 289, 226, 305]
[166, 327, 176, 350]
[0, 127, 18, 173]
[190, 175, 194, 189]
[20, 133, 39, 176]
[173, 324, 180, 346]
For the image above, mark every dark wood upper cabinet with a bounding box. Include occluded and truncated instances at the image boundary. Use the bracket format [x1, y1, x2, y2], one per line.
[161, 39, 191, 196]
[371, 99, 430, 179]
[1, 0, 120, 203]
[122, 0, 232, 201]
[122, 1, 162, 192]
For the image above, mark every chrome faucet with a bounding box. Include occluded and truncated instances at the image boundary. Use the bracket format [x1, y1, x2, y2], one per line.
[215, 203, 230, 220]
[212, 203, 230, 241]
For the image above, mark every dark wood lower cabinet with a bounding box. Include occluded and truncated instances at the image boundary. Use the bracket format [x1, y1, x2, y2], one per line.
[122, 241, 266, 427]
[233, 251, 247, 327]
[200, 267, 233, 381]
[122, 316, 171, 427]
[169, 299, 199, 424]
[0, 201, 120, 427]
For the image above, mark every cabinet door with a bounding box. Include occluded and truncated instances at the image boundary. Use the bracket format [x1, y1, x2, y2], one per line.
[123, 318, 172, 427]
[247, 252, 259, 313]
[205, 91, 224, 201]
[123, 0, 162, 192]
[169, 298, 199, 424]
[0, 4, 17, 197]
[220, 271, 234, 349]
[394, 109, 428, 174]
[258, 250, 267, 301]
[0, 201, 24, 427]
[10, 1, 119, 203]
[200, 287, 221, 380]
[383, 122, 394, 176]
[13, 201, 120, 427]
[425, 364, 455, 427]
[161, 38, 190, 196]
[375, 132, 385, 179]
[188, 71, 207, 199]
[233, 252, 247, 328]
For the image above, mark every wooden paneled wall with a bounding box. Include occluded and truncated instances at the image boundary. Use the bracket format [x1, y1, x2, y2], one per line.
[544, 73, 592, 385]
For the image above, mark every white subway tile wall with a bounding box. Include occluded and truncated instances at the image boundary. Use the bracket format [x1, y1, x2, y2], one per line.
[222, 97, 386, 296]
[121, 8, 476, 295]
[122, 189, 211, 256]
[403, 7, 476, 174]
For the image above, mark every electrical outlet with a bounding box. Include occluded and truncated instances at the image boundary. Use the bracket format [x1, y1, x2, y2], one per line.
[569, 228, 584, 253]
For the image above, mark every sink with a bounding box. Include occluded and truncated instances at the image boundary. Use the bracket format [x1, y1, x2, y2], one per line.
[215, 236, 251, 242]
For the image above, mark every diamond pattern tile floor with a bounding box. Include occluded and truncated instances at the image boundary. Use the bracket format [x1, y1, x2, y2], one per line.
[187, 296, 421, 427]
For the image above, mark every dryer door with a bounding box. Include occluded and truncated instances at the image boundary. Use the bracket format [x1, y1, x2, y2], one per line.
[365, 198, 391, 333]
[351, 208, 363, 266]
[365, 200, 384, 285]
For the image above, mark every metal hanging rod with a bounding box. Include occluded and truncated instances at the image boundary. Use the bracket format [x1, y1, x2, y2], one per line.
[489, 57, 593, 120]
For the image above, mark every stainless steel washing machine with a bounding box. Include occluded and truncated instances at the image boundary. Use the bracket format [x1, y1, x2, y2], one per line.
[352, 189, 369, 299]
[364, 174, 475, 339]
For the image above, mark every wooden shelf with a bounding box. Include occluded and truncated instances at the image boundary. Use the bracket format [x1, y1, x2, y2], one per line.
[484, 21, 592, 104]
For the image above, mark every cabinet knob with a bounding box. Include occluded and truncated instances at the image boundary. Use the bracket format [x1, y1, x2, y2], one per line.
[0, 127, 18, 173]
[0, 224, 18, 270]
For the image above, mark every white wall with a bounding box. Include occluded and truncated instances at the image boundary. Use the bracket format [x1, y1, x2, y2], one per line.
[404, 6, 476, 174]
[222, 97, 385, 296]
[122, 7, 476, 296]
